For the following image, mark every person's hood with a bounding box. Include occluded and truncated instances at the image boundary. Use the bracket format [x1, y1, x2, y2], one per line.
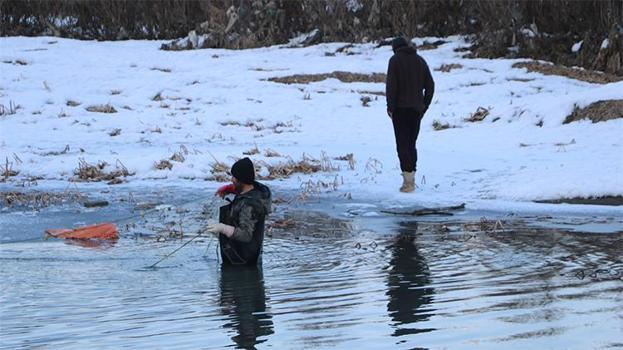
[396, 45, 418, 55]
[238, 181, 272, 214]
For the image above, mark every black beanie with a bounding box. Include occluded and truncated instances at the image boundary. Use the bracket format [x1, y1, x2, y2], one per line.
[391, 36, 408, 52]
[231, 157, 255, 184]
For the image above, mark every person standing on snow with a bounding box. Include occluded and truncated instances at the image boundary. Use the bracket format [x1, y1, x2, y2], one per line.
[386, 36, 435, 193]
[207, 157, 272, 265]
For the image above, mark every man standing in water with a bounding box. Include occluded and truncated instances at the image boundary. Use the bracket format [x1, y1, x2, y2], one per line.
[386, 36, 435, 193]
[207, 157, 272, 265]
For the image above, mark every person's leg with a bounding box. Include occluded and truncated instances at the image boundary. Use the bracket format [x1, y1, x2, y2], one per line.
[392, 109, 410, 172]
[393, 109, 416, 192]
[409, 110, 423, 173]
[397, 109, 422, 192]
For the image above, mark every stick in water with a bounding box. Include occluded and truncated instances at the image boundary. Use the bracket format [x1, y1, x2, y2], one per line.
[148, 232, 203, 268]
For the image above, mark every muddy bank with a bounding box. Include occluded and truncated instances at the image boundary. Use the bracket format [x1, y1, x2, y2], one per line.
[535, 195, 623, 206]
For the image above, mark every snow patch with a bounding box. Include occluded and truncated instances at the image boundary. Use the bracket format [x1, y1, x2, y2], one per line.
[571, 40, 583, 53]
[345, 0, 363, 12]
[288, 29, 321, 47]
[520, 28, 536, 38]
[0, 36, 621, 211]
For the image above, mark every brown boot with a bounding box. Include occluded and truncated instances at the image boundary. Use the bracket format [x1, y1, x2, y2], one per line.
[400, 172, 415, 193]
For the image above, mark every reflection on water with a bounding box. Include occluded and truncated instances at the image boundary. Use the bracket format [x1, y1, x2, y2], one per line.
[62, 238, 118, 249]
[219, 265, 273, 349]
[386, 221, 435, 337]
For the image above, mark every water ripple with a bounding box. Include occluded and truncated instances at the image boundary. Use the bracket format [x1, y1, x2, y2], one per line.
[1, 224, 621, 349]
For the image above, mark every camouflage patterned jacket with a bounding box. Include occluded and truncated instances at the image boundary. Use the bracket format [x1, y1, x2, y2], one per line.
[219, 182, 272, 265]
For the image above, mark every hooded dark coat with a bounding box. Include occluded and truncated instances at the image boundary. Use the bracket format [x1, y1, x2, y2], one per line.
[386, 45, 435, 114]
[219, 181, 272, 265]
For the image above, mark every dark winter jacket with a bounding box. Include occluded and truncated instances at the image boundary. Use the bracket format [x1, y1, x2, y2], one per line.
[219, 181, 272, 265]
[386, 45, 435, 114]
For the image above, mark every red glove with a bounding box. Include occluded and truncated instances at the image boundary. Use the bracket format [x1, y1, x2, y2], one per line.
[216, 183, 237, 198]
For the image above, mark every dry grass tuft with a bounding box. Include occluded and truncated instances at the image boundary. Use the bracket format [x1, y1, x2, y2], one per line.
[39, 145, 69, 156]
[1, 157, 19, 180]
[360, 96, 372, 107]
[417, 40, 447, 50]
[269, 71, 386, 84]
[74, 159, 106, 180]
[512, 61, 623, 84]
[264, 148, 281, 158]
[271, 121, 294, 134]
[151, 67, 172, 73]
[298, 176, 342, 198]
[464, 81, 486, 87]
[335, 44, 356, 55]
[465, 106, 490, 122]
[564, 100, 623, 124]
[364, 158, 383, 174]
[317, 151, 339, 172]
[154, 159, 173, 170]
[259, 158, 321, 180]
[506, 77, 534, 82]
[109, 128, 122, 137]
[0, 101, 20, 116]
[208, 151, 340, 182]
[169, 145, 188, 162]
[110, 89, 122, 95]
[219, 120, 242, 126]
[3, 59, 28, 65]
[244, 119, 265, 130]
[152, 92, 164, 101]
[86, 104, 117, 113]
[74, 159, 132, 184]
[243, 144, 260, 156]
[207, 152, 230, 181]
[259, 155, 322, 180]
[219, 119, 265, 131]
[435, 63, 463, 72]
[334, 153, 355, 170]
[432, 120, 452, 131]
[356, 90, 385, 96]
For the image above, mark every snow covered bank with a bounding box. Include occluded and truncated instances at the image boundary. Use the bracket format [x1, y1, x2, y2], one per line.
[1, 36, 622, 213]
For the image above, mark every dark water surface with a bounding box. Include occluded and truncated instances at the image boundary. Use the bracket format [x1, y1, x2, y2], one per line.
[1, 189, 622, 349]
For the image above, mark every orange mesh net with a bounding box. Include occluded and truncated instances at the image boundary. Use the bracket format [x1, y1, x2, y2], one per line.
[45, 223, 118, 240]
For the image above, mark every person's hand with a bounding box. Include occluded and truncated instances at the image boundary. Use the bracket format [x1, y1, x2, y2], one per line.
[387, 109, 393, 120]
[206, 223, 235, 238]
[215, 183, 237, 198]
